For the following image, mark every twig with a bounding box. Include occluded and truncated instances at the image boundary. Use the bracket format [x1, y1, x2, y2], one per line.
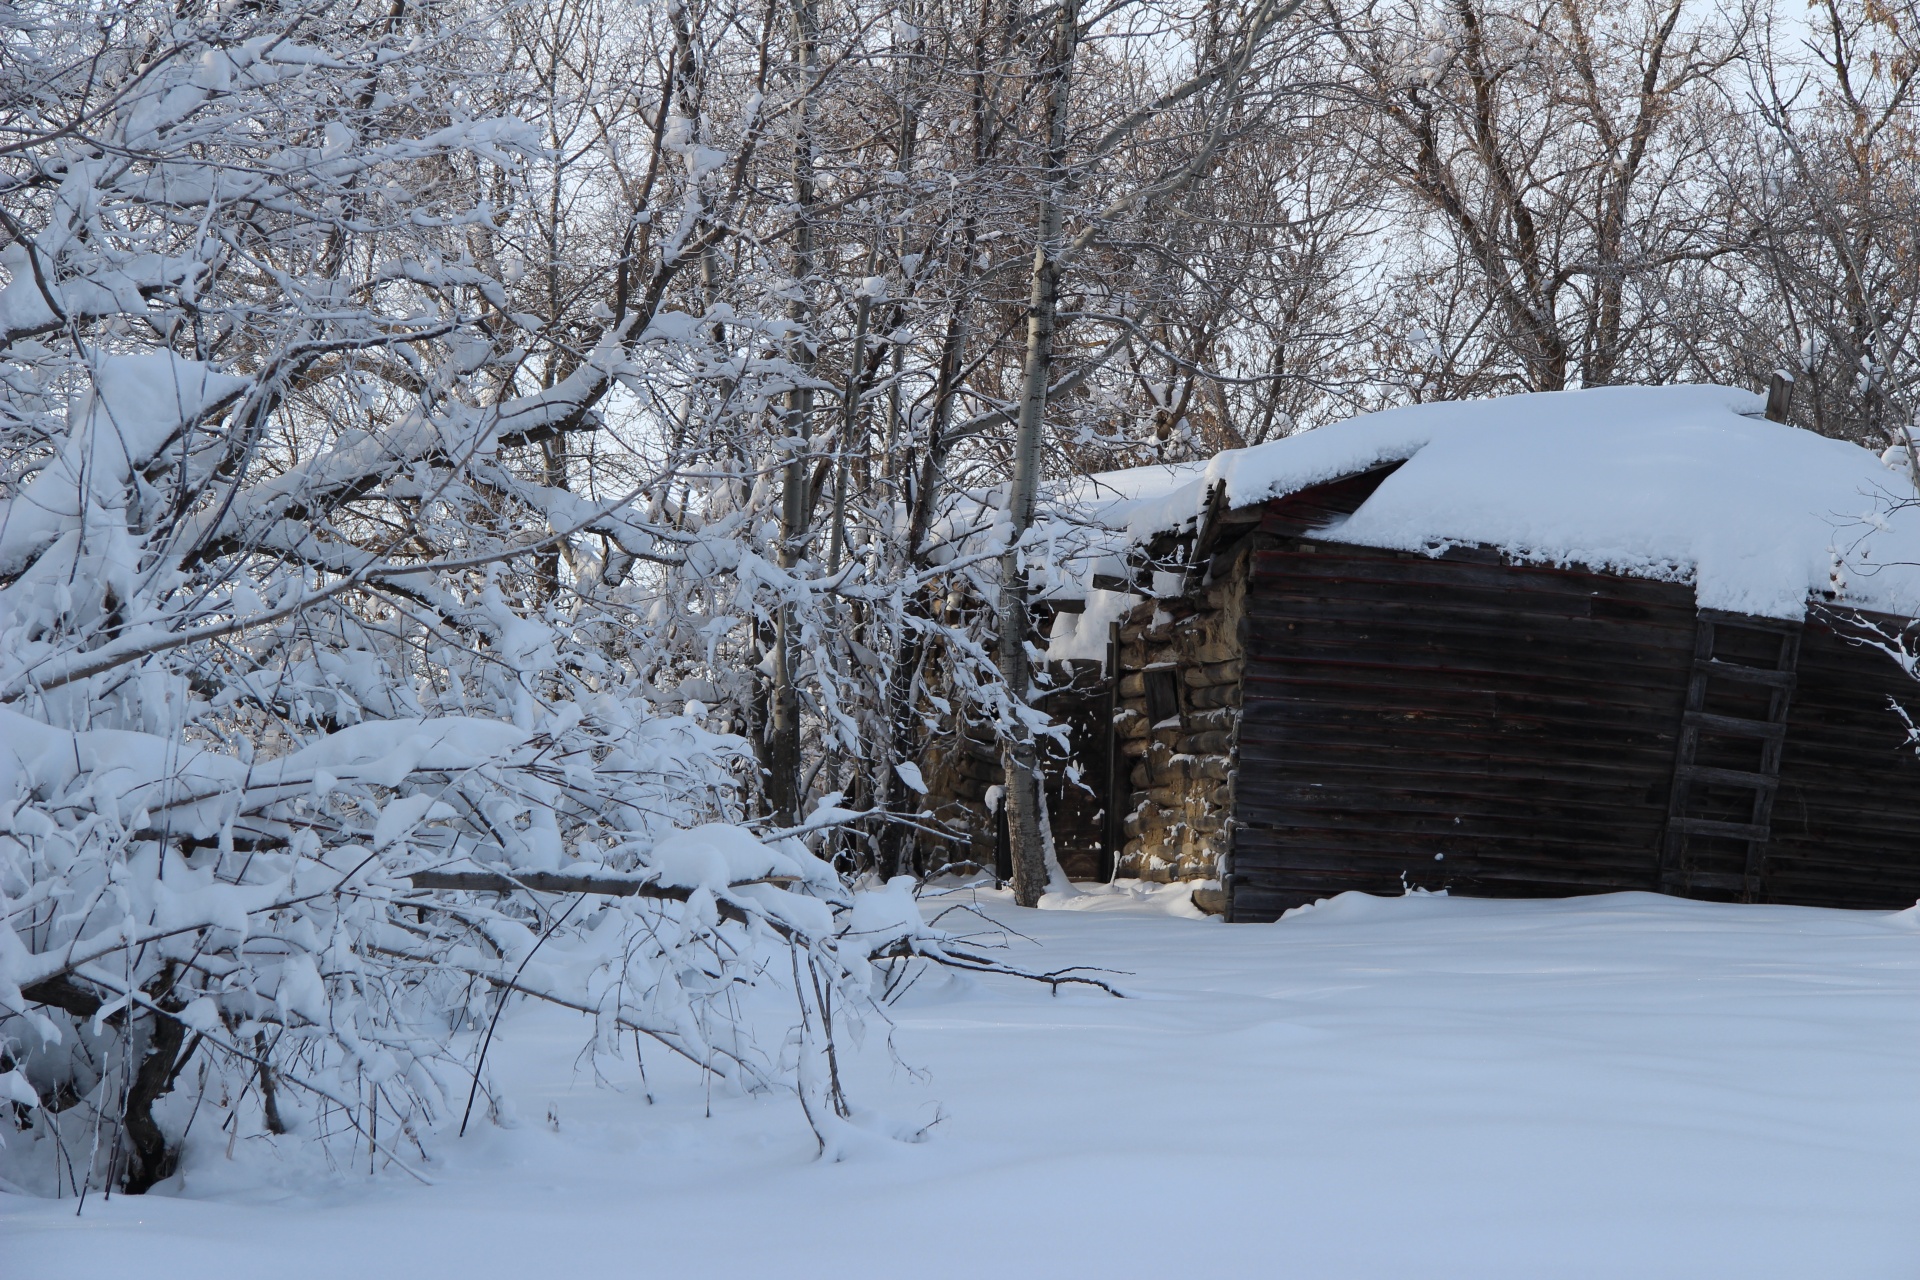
[459, 893, 585, 1138]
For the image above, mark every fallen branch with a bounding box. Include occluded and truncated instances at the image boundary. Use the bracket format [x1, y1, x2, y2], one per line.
[405, 870, 800, 929]
[405, 872, 1126, 996]
[883, 941, 1131, 998]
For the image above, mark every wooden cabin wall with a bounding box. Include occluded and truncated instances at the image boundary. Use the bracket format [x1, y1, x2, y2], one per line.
[1226, 533, 1702, 922]
[1762, 610, 1920, 907]
[1104, 464, 1408, 887]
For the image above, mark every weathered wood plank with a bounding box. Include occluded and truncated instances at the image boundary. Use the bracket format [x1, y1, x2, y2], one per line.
[1244, 597, 1691, 642]
[1240, 681, 1687, 738]
[1229, 844, 1662, 880]
[1236, 738, 1675, 786]
[1244, 608, 1697, 651]
[1251, 543, 1699, 606]
[1230, 767, 1666, 813]
[1246, 620, 1696, 673]
[1684, 710, 1785, 740]
[1229, 809, 1665, 851]
[1242, 785, 1664, 827]
[1241, 651, 1691, 711]
[1257, 466, 1407, 538]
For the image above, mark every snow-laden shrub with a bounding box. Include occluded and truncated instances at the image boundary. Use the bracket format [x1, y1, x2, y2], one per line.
[1, 702, 753, 1185]
[0, 0, 1009, 1194]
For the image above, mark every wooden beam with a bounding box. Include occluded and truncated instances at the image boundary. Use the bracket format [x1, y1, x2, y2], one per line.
[1764, 370, 1795, 423]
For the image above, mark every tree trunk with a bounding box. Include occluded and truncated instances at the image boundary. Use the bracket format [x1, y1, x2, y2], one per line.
[767, 0, 820, 827]
[998, 0, 1080, 907]
[123, 982, 188, 1194]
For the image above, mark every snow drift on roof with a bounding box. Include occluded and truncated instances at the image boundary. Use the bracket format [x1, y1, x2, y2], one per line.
[1070, 384, 1920, 621]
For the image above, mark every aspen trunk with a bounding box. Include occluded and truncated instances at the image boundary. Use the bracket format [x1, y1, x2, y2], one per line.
[998, 0, 1080, 907]
[767, 0, 819, 827]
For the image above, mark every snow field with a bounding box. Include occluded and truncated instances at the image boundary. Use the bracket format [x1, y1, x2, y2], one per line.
[4, 885, 1916, 1279]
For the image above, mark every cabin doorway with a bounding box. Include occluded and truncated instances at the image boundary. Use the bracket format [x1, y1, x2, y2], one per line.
[1041, 675, 1117, 881]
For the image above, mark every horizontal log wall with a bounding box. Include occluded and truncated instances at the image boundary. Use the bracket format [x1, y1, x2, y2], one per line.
[1227, 533, 1701, 921]
[1108, 465, 1403, 888]
[1762, 609, 1920, 907]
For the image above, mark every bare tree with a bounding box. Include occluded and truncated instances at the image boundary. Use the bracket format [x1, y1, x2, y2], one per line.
[1733, 0, 1920, 448]
[1326, 0, 1747, 394]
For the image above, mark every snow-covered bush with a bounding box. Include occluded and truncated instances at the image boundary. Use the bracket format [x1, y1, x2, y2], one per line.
[0, 0, 1021, 1195]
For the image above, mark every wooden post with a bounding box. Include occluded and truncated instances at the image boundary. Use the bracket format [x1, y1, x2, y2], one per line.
[1764, 369, 1795, 423]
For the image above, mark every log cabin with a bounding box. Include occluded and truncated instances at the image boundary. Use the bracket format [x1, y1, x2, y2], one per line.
[957, 385, 1920, 920]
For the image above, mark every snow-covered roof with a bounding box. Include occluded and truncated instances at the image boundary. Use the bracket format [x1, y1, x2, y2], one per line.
[1059, 384, 1920, 622]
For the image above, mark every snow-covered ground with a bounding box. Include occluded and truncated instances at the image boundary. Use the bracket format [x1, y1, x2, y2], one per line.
[7, 886, 1918, 1278]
